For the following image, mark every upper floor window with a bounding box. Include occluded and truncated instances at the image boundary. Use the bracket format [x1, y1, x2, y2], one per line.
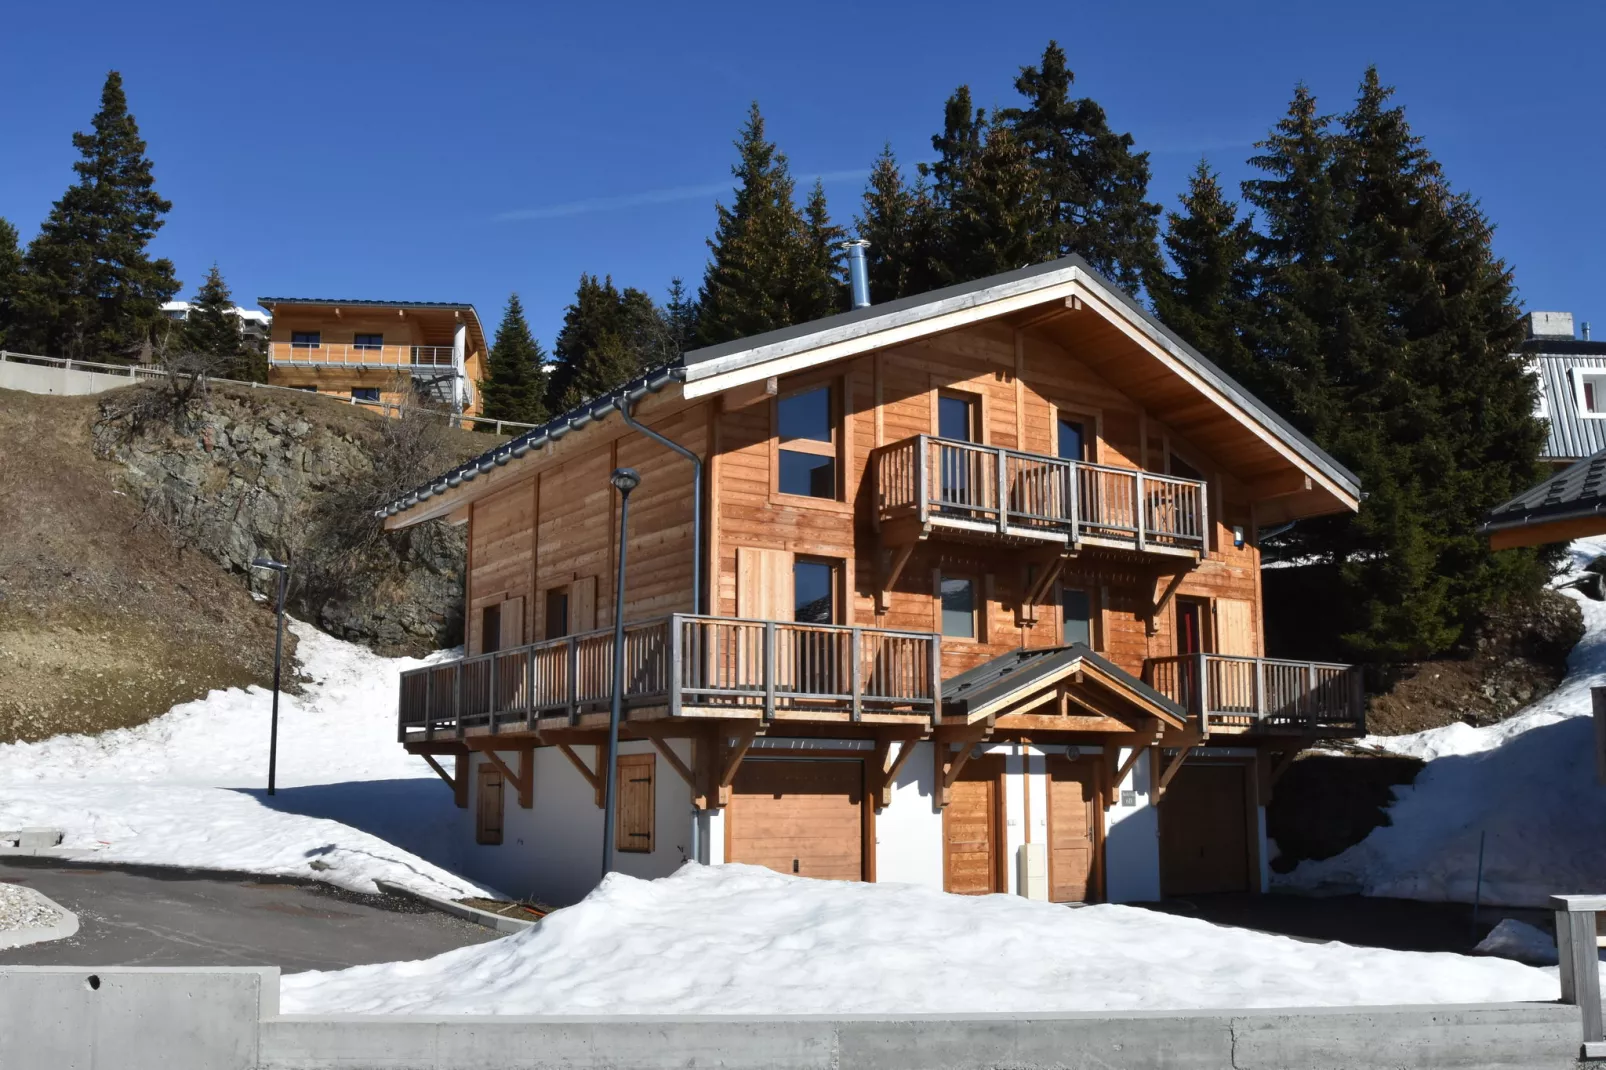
[1057, 416, 1087, 462]
[291, 331, 320, 349]
[353, 333, 383, 351]
[1577, 370, 1606, 418]
[777, 385, 837, 499]
[1169, 453, 1204, 481]
[940, 573, 977, 639]
[545, 587, 570, 639]
[793, 558, 837, 624]
[1062, 587, 1092, 647]
[938, 392, 980, 443]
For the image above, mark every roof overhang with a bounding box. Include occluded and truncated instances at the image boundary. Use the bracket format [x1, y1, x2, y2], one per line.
[257, 297, 487, 354]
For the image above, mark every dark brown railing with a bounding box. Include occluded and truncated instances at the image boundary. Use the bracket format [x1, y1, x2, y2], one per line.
[398, 614, 942, 741]
[874, 434, 1208, 554]
[1144, 654, 1365, 733]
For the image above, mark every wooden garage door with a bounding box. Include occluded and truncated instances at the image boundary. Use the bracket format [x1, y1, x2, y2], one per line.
[1160, 762, 1251, 896]
[726, 759, 863, 881]
[1047, 758, 1102, 903]
[944, 757, 1004, 895]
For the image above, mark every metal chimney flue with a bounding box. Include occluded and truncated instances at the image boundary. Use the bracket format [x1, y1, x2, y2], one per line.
[843, 239, 871, 310]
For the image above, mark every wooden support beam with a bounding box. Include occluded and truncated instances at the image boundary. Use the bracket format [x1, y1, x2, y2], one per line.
[1247, 469, 1314, 501]
[714, 724, 760, 808]
[722, 376, 778, 411]
[651, 738, 697, 792]
[1154, 741, 1201, 801]
[876, 543, 916, 616]
[557, 743, 605, 808]
[1017, 552, 1066, 626]
[1146, 567, 1190, 636]
[868, 733, 924, 809]
[481, 747, 534, 809]
[420, 752, 470, 809]
[1105, 718, 1164, 806]
[933, 723, 993, 808]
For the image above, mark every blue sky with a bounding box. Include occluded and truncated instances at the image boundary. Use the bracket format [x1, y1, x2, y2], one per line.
[2, 1, 1602, 347]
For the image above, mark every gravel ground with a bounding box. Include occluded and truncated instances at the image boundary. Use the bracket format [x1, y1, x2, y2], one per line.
[0, 883, 61, 932]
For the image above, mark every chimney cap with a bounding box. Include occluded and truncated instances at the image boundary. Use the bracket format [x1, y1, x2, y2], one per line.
[1525, 311, 1576, 340]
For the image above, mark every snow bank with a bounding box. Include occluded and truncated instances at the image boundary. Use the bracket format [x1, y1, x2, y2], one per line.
[1280, 538, 1606, 907]
[0, 622, 491, 899]
[281, 863, 1555, 1015]
[1475, 919, 1561, 966]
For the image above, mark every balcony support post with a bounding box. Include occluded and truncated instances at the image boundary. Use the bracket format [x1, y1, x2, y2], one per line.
[526, 649, 537, 732]
[454, 663, 465, 741]
[668, 615, 683, 718]
[930, 635, 944, 724]
[996, 448, 1009, 533]
[566, 638, 579, 726]
[1067, 461, 1081, 550]
[1307, 663, 1319, 730]
[763, 621, 777, 721]
[850, 627, 863, 722]
[916, 435, 931, 526]
[425, 671, 435, 743]
[488, 654, 499, 736]
[1135, 471, 1147, 552]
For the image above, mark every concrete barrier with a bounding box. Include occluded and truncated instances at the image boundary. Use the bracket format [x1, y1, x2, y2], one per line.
[0, 358, 147, 396]
[0, 966, 1588, 1069]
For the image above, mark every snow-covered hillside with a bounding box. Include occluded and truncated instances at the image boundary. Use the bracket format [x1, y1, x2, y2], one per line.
[281, 863, 1555, 1015]
[1280, 538, 1606, 906]
[0, 621, 491, 899]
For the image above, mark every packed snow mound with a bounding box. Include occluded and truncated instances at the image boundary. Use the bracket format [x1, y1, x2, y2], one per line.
[1475, 919, 1561, 966]
[1280, 538, 1606, 907]
[0, 621, 492, 900]
[280, 863, 1556, 1015]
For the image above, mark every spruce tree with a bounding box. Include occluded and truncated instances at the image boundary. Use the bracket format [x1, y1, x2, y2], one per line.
[997, 42, 1162, 292]
[796, 179, 847, 321]
[546, 276, 669, 410]
[856, 147, 945, 303]
[941, 118, 1049, 283]
[696, 103, 813, 346]
[1149, 161, 1258, 387]
[182, 264, 263, 381]
[0, 218, 20, 349]
[663, 277, 699, 354]
[480, 293, 548, 425]
[19, 71, 179, 360]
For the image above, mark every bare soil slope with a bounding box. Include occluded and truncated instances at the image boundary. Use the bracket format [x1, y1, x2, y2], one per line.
[0, 387, 285, 742]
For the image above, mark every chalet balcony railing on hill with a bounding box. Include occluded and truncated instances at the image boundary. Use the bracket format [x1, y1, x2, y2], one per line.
[874, 435, 1207, 557]
[397, 613, 942, 741]
[1144, 654, 1365, 734]
[268, 342, 456, 371]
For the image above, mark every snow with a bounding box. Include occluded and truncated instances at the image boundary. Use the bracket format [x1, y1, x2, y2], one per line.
[1475, 919, 1562, 967]
[1280, 538, 1606, 907]
[0, 621, 492, 900]
[280, 863, 1556, 1015]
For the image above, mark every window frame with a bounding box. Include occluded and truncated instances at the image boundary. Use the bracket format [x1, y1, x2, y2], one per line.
[350, 387, 380, 403]
[1048, 402, 1101, 464]
[936, 389, 983, 444]
[290, 330, 321, 350]
[544, 587, 570, 640]
[1060, 585, 1095, 649]
[1575, 369, 1606, 419]
[770, 376, 850, 510]
[352, 332, 384, 351]
[791, 556, 841, 625]
[615, 752, 656, 854]
[480, 603, 502, 655]
[937, 571, 981, 642]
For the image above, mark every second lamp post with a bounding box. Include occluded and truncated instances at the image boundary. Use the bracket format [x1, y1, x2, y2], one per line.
[600, 466, 640, 878]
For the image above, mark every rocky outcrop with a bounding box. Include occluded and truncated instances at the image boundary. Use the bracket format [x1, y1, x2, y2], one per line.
[92, 385, 473, 655]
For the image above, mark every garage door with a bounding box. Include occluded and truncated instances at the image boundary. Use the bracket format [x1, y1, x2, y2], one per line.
[726, 759, 864, 881]
[1047, 757, 1102, 903]
[1159, 761, 1251, 896]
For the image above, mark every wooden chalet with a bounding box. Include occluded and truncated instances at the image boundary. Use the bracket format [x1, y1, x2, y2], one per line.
[258, 297, 487, 417]
[378, 256, 1363, 907]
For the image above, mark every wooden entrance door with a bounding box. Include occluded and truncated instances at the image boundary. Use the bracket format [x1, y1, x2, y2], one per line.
[944, 757, 1004, 895]
[1047, 757, 1102, 903]
[1176, 596, 1209, 716]
[1159, 761, 1252, 896]
[726, 759, 864, 881]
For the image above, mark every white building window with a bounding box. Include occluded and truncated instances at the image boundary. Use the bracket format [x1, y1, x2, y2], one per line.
[1573, 369, 1606, 419]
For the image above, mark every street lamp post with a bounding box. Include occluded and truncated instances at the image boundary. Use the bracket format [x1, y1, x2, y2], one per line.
[601, 467, 640, 879]
[251, 557, 289, 796]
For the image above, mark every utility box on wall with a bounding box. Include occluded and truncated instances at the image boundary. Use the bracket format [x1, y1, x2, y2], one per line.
[1017, 842, 1048, 900]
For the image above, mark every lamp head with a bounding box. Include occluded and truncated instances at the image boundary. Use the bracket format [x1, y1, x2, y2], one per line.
[251, 557, 287, 572]
[610, 467, 641, 494]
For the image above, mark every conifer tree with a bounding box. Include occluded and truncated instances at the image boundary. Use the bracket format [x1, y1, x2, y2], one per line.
[0, 218, 20, 349]
[480, 293, 548, 425]
[796, 180, 847, 321]
[181, 264, 263, 381]
[18, 71, 179, 360]
[856, 147, 945, 303]
[1149, 162, 1258, 387]
[697, 104, 813, 346]
[997, 42, 1161, 292]
[546, 276, 668, 410]
[941, 118, 1049, 283]
[663, 277, 699, 355]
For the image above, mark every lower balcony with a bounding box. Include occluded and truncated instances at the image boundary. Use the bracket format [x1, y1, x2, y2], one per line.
[397, 614, 942, 741]
[1143, 654, 1365, 735]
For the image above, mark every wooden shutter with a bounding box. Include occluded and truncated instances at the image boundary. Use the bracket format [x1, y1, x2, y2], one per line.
[1213, 598, 1256, 656]
[615, 752, 655, 853]
[476, 763, 504, 845]
[499, 596, 525, 649]
[737, 547, 794, 620]
[572, 576, 597, 632]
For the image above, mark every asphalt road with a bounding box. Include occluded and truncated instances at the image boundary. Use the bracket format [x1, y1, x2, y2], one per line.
[0, 857, 498, 971]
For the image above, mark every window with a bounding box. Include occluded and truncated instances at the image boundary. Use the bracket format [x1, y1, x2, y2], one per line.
[1582, 372, 1606, 417]
[476, 763, 504, 845]
[290, 331, 320, 349]
[1169, 453, 1204, 481]
[615, 753, 655, 853]
[353, 333, 383, 351]
[940, 574, 977, 639]
[351, 387, 380, 403]
[777, 385, 837, 499]
[481, 604, 502, 655]
[1057, 416, 1088, 461]
[793, 559, 837, 624]
[1062, 588, 1092, 647]
[544, 588, 569, 639]
[938, 392, 980, 442]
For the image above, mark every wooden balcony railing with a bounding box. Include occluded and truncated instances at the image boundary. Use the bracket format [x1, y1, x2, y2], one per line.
[268, 342, 456, 371]
[397, 613, 942, 741]
[875, 435, 1208, 555]
[1144, 654, 1365, 733]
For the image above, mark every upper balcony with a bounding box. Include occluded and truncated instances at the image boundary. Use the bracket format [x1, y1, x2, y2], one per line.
[1143, 654, 1365, 736]
[874, 435, 1208, 560]
[397, 613, 942, 743]
[268, 341, 456, 374]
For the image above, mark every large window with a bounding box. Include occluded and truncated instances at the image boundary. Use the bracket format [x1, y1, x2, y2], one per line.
[1062, 588, 1092, 647]
[940, 574, 978, 639]
[290, 331, 321, 349]
[1578, 371, 1606, 418]
[353, 333, 383, 351]
[938, 392, 980, 442]
[1058, 416, 1087, 461]
[777, 385, 837, 499]
[793, 559, 837, 624]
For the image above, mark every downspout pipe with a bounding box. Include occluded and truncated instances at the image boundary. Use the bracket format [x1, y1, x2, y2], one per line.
[620, 399, 704, 615]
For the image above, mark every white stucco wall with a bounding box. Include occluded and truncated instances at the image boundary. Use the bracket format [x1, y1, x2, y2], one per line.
[460, 739, 696, 906]
[873, 741, 943, 887]
[1103, 747, 1162, 903]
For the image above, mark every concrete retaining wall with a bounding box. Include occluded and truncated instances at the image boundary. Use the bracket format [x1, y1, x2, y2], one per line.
[0, 966, 1588, 1069]
[0, 358, 147, 396]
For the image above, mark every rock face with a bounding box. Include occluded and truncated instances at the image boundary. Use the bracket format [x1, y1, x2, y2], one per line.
[92, 387, 470, 655]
